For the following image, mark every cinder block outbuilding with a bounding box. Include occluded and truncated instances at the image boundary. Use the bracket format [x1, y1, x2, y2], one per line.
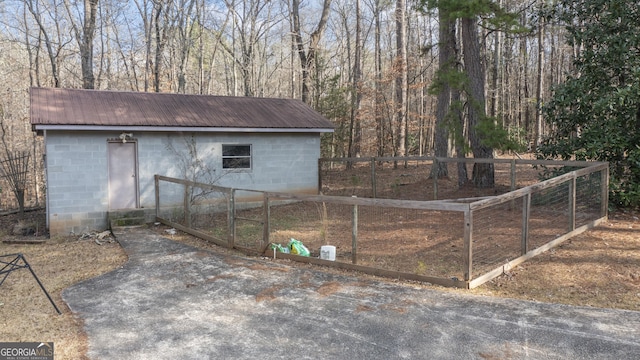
[30, 87, 334, 236]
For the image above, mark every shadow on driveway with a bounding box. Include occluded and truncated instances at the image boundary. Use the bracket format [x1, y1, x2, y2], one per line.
[63, 226, 640, 359]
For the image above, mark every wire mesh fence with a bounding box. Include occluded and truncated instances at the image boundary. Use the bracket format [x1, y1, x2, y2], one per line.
[155, 158, 608, 289]
[264, 195, 467, 282]
[231, 189, 267, 251]
[155, 175, 232, 248]
[466, 163, 608, 286]
[470, 197, 525, 277]
[319, 157, 577, 201]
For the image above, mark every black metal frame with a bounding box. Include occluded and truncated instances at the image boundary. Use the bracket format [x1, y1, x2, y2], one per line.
[0, 253, 61, 315]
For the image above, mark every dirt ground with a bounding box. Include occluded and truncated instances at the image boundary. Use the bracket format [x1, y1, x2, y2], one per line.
[0, 209, 127, 360]
[0, 202, 638, 359]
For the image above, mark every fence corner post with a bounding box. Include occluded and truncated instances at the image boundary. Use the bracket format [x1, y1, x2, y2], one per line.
[433, 158, 439, 200]
[510, 159, 516, 192]
[569, 175, 576, 232]
[227, 189, 236, 249]
[262, 193, 271, 252]
[352, 195, 358, 264]
[521, 193, 531, 255]
[463, 207, 473, 282]
[601, 165, 609, 218]
[371, 158, 377, 198]
[318, 159, 323, 195]
[154, 175, 160, 220]
[184, 183, 191, 228]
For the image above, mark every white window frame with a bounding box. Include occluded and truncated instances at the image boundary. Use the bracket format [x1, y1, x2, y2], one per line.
[222, 144, 252, 170]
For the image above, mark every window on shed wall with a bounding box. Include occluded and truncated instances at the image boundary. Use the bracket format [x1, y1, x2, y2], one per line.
[222, 144, 251, 169]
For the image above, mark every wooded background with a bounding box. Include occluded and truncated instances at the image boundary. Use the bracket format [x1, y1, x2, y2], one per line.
[0, 0, 637, 209]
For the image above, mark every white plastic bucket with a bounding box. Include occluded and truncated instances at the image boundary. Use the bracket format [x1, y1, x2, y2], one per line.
[320, 245, 336, 261]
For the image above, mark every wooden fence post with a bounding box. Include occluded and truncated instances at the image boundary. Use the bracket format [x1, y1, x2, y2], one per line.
[318, 159, 323, 195]
[263, 193, 271, 252]
[601, 166, 609, 218]
[463, 208, 472, 281]
[569, 176, 576, 232]
[510, 159, 516, 191]
[521, 193, 531, 255]
[352, 195, 358, 264]
[433, 158, 439, 200]
[228, 189, 235, 249]
[371, 158, 377, 198]
[509, 159, 517, 211]
[154, 175, 160, 219]
[184, 184, 191, 228]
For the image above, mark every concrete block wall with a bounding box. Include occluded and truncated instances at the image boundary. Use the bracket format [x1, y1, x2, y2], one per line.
[45, 130, 322, 235]
[140, 132, 320, 208]
[45, 132, 110, 235]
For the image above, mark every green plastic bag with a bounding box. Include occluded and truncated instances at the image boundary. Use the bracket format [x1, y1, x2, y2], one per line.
[288, 238, 310, 257]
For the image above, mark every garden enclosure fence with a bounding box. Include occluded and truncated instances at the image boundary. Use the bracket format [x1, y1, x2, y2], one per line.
[155, 157, 608, 289]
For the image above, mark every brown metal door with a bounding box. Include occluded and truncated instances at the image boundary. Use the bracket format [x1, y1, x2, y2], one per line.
[108, 141, 139, 209]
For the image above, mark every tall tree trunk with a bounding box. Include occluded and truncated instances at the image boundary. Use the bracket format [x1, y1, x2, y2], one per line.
[134, 0, 153, 91]
[432, 11, 455, 179]
[24, 0, 60, 87]
[153, 0, 165, 92]
[519, 12, 531, 147]
[534, 0, 545, 150]
[453, 87, 468, 187]
[374, 0, 384, 158]
[490, 5, 501, 118]
[394, 0, 407, 159]
[291, 0, 332, 104]
[348, 0, 362, 158]
[64, 0, 99, 88]
[24, 5, 40, 87]
[176, 0, 196, 93]
[81, 0, 98, 89]
[462, 17, 494, 188]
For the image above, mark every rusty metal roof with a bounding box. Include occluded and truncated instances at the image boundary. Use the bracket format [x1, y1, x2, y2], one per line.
[30, 87, 334, 133]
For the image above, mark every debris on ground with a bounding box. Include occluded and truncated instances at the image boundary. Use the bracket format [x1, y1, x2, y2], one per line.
[79, 230, 115, 245]
[11, 220, 38, 236]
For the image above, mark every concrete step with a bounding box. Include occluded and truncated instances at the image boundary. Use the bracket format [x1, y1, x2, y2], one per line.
[108, 209, 147, 228]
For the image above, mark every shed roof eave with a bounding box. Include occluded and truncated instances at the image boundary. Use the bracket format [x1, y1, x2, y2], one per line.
[32, 125, 335, 134]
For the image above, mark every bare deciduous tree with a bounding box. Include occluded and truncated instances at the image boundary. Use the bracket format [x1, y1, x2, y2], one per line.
[291, 0, 332, 104]
[63, 0, 99, 89]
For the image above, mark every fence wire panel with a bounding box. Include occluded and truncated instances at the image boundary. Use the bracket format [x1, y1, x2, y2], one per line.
[157, 179, 188, 223]
[370, 159, 435, 201]
[320, 158, 581, 202]
[155, 159, 607, 288]
[527, 183, 571, 250]
[320, 160, 374, 198]
[267, 198, 353, 257]
[356, 206, 466, 280]
[187, 187, 230, 244]
[576, 171, 604, 227]
[233, 190, 267, 249]
[267, 196, 466, 280]
[492, 161, 513, 190]
[514, 163, 546, 189]
[156, 177, 231, 244]
[471, 198, 524, 276]
[434, 160, 523, 200]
